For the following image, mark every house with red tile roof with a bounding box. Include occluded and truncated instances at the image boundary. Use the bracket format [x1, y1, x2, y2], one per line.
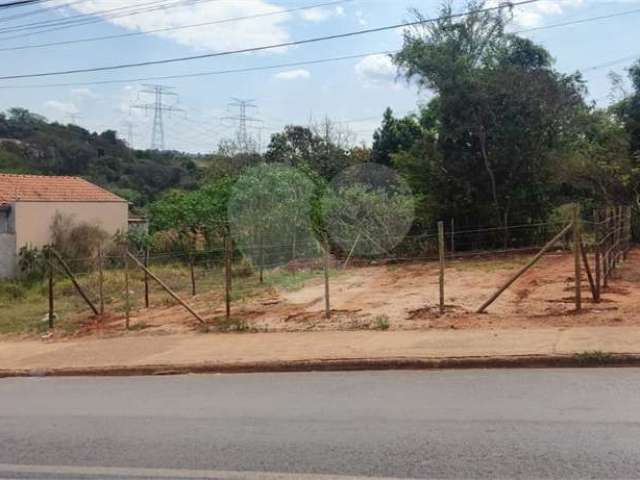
[0, 174, 128, 278]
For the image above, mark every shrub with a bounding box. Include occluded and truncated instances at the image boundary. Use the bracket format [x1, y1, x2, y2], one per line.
[50, 212, 109, 268]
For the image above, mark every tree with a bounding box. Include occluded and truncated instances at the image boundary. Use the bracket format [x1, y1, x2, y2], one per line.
[265, 119, 352, 179]
[371, 108, 422, 166]
[614, 59, 640, 157]
[392, 1, 586, 232]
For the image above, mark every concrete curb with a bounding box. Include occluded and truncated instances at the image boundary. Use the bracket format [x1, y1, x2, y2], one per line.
[3, 353, 640, 378]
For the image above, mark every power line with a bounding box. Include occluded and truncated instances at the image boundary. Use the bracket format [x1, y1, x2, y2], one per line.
[0, 0, 540, 81]
[0, 0, 219, 38]
[0, 0, 46, 9]
[0, 51, 395, 89]
[0, 0, 353, 52]
[0, 0, 93, 24]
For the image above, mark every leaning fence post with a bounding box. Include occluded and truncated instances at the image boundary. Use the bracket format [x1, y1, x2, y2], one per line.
[438, 221, 445, 315]
[323, 235, 331, 320]
[573, 204, 582, 312]
[47, 249, 54, 330]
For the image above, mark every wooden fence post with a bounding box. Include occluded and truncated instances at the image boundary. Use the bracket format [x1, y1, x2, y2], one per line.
[127, 252, 206, 325]
[438, 221, 445, 315]
[593, 209, 601, 302]
[189, 254, 196, 297]
[573, 204, 582, 312]
[450, 218, 455, 255]
[144, 247, 150, 308]
[123, 249, 130, 329]
[47, 249, 54, 330]
[323, 235, 331, 320]
[477, 223, 573, 313]
[49, 248, 99, 316]
[98, 246, 104, 317]
[224, 234, 232, 320]
[603, 207, 610, 288]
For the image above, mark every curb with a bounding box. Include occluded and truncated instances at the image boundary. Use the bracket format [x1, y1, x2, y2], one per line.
[3, 353, 640, 378]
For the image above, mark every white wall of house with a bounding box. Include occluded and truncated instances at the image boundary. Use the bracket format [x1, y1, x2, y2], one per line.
[13, 201, 128, 250]
[0, 232, 16, 279]
[0, 206, 16, 279]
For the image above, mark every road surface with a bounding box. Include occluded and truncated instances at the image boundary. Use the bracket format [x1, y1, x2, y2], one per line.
[1, 369, 640, 479]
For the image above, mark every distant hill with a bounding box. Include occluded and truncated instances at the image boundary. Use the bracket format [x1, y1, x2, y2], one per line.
[0, 108, 201, 206]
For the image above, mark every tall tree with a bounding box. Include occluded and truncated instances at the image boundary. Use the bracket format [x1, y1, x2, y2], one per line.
[393, 1, 585, 230]
[371, 108, 422, 166]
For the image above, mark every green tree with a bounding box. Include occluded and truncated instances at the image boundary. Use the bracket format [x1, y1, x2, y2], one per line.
[393, 1, 585, 231]
[371, 108, 422, 166]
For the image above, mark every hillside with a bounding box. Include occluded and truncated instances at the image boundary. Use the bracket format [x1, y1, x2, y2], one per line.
[0, 108, 200, 206]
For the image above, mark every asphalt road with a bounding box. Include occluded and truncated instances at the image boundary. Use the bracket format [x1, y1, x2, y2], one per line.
[2, 369, 640, 479]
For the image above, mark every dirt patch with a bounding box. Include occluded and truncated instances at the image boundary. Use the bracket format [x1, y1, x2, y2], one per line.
[32, 248, 640, 337]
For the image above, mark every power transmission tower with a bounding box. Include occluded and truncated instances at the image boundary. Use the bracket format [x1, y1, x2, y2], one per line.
[131, 84, 183, 150]
[222, 98, 261, 154]
[120, 120, 135, 147]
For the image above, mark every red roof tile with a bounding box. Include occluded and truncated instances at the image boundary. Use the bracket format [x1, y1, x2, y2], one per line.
[0, 174, 126, 203]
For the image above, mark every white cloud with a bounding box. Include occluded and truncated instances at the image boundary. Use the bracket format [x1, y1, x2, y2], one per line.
[500, 0, 584, 28]
[44, 100, 78, 115]
[274, 69, 311, 80]
[59, 0, 292, 52]
[300, 5, 344, 22]
[355, 9, 367, 26]
[71, 87, 101, 100]
[355, 55, 397, 87]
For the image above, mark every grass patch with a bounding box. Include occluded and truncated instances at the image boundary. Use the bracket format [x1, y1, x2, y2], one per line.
[373, 314, 390, 330]
[574, 350, 614, 365]
[216, 316, 250, 332]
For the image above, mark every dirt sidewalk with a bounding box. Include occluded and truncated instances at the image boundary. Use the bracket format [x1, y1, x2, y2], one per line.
[2, 327, 640, 376]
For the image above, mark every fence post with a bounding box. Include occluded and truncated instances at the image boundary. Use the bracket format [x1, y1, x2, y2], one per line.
[98, 245, 104, 317]
[603, 207, 610, 288]
[144, 247, 150, 308]
[593, 209, 601, 302]
[47, 249, 54, 330]
[224, 233, 232, 320]
[123, 249, 130, 329]
[450, 218, 455, 255]
[438, 221, 445, 315]
[323, 235, 331, 320]
[189, 254, 196, 297]
[573, 204, 582, 312]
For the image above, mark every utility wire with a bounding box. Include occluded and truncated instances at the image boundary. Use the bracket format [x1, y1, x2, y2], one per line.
[0, 0, 354, 51]
[0, 0, 46, 8]
[0, 51, 395, 88]
[0, 0, 217, 36]
[0, 0, 94, 24]
[0, 0, 541, 81]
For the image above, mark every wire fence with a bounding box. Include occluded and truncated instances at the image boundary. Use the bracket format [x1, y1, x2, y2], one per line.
[3, 204, 635, 333]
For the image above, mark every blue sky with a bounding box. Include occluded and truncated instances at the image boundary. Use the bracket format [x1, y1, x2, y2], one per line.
[0, 0, 639, 153]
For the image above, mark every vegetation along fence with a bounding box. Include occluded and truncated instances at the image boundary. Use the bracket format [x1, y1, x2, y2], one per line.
[2, 204, 634, 334]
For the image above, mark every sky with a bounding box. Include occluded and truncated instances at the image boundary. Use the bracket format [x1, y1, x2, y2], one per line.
[0, 0, 639, 153]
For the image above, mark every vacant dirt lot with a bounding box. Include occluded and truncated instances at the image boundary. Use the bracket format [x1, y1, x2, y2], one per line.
[91, 247, 640, 335]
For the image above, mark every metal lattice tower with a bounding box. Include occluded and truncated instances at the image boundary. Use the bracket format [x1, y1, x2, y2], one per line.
[120, 120, 135, 147]
[132, 84, 183, 150]
[223, 98, 261, 154]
